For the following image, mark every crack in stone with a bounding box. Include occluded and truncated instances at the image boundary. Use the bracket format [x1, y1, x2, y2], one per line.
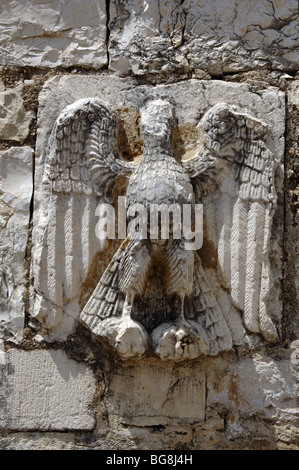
[50, 0, 72, 33]
[105, 0, 111, 68]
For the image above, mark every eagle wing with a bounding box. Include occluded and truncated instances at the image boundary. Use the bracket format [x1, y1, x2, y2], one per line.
[183, 103, 279, 343]
[32, 98, 136, 334]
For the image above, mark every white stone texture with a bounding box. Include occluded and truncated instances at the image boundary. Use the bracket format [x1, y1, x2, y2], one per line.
[36, 75, 285, 159]
[0, 0, 107, 67]
[0, 0, 297, 73]
[287, 82, 299, 339]
[106, 361, 206, 426]
[0, 349, 96, 430]
[0, 83, 35, 142]
[0, 147, 33, 342]
[109, 0, 299, 75]
[206, 355, 299, 421]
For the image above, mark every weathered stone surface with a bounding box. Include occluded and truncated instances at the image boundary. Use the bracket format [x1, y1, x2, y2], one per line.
[0, 0, 297, 451]
[106, 360, 206, 426]
[0, 432, 89, 450]
[288, 82, 299, 106]
[0, 147, 33, 342]
[0, 0, 297, 74]
[286, 82, 299, 340]
[206, 355, 299, 421]
[0, 351, 297, 449]
[0, 0, 107, 68]
[0, 83, 34, 141]
[31, 75, 285, 355]
[35, 75, 286, 160]
[109, 0, 299, 75]
[0, 349, 96, 430]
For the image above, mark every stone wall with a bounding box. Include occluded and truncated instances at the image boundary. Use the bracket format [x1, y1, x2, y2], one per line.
[0, 0, 298, 450]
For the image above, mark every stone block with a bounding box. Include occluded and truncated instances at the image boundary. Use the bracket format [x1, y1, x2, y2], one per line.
[0, 147, 33, 342]
[106, 361, 206, 425]
[285, 82, 299, 339]
[0, 349, 96, 430]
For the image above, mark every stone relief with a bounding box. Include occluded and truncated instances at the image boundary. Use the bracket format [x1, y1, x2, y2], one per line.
[32, 95, 280, 360]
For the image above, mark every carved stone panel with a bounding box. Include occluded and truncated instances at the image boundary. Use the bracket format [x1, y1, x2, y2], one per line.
[31, 75, 285, 361]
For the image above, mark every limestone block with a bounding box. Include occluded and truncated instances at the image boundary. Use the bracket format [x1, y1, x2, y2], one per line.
[0, 0, 107, 67]
[0, 84, 34, 142]
[0, 147, 33, 342]
[0, 433, 84, 450]
[206, 356, 299, 420]
[0, 349, 96, 430]
[109, 0, 299, 75]
[106, 361, 206, 426]
[35, 75, 286, 159]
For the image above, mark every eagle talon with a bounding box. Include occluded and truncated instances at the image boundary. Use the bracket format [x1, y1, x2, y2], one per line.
[114, 316, 149, 359]
[151, 320, 209, 361]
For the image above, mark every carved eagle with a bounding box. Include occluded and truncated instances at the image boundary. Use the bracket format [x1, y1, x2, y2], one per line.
[33, 97, 278, 360]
